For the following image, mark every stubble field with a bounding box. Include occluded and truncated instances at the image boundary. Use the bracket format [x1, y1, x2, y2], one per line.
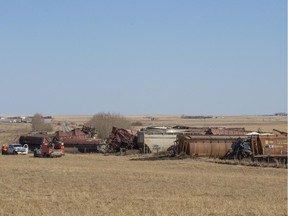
[0, 115, 287, 215]
[0, 154, 287, 216]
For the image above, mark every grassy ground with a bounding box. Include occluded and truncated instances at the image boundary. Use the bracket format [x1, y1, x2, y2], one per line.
[0, 123, 31, 145]
[0, 115, 286, 215]
[0, 154, 286, 216]
[52, 115, 287, 132]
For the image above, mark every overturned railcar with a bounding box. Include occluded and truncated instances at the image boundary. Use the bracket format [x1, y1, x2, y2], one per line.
[19, 129, 103, 153]
[19, 135, 52, 150]
[175, 135, 248, 158]
[251, 134, 287, 161]
[175, 134, 288, 161]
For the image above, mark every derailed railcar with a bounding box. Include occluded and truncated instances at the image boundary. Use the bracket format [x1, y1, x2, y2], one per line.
[251, 134, 287, 162]
[19, 135, 52, 150]
[138, 131, 177, 153]
[175, 135, 249, 158]
[175, 134, 288, 163]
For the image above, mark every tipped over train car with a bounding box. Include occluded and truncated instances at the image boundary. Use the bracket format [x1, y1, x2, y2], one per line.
[19, 126, 103, 153]
[250, 134, 287, 162]
[137, 126, 250, 154]
[175, 135, 249, 158]
[19, 134, 52, 150]
[175, 133, 287, 162]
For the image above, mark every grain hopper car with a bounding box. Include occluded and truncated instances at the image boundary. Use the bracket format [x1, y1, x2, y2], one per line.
[175, 135, 249, 158]
[175, 133, 287, 163]
[250, 134, 287, 163]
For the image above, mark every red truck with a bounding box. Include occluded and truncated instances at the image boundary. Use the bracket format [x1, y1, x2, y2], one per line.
[34, 141, 64, 158]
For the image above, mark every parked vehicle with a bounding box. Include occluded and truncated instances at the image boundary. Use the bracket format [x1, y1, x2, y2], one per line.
[2, 144, 29, 155]
[34, 141, 64, 158]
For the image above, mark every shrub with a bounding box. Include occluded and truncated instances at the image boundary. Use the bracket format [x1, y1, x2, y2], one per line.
[88, 113, 131, 139]
[131, 121, 143, 126]
[31, 113, 53, 132]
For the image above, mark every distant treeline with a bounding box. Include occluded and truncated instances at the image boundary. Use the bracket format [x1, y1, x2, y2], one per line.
[181, 115, 213, 119]
[274, 112, 287, 116]
[258, 113, 287, 117]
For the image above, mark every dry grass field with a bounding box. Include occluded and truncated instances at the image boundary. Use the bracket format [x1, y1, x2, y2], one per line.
[53, 115, 287, 132]
[0, 154, 287, 216]
[0, 115, 287, 215]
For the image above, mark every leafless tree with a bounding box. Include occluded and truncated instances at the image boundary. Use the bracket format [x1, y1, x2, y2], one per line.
[89, 113, 131, 139]
[31, 113, 53, 132]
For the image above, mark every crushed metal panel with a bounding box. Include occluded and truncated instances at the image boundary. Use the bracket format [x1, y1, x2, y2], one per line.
[207, 128, 247, 136]
[166, 126, 208, 135]
[141, 127, 167, 134]
[108, 127, 137, 151]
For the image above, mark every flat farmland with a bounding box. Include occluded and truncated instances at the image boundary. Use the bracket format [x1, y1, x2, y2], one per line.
[0, 115, 287, 215]
[53, 115, 287, 132]
[0, 154, 287, 216]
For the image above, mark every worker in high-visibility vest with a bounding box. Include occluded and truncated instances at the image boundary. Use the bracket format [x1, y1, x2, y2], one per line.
[2, 145, 8, 155]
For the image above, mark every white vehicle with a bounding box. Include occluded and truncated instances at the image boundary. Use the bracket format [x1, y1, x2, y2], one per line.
[6, 144, 28, 155]
[33, 147, 42, 157]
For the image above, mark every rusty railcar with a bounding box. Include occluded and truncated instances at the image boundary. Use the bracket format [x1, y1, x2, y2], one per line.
[19, 135, 52, 150]
[175, 135, 249, 157]
[206, 128, 247, 136]
[175, 134, 288, 161]
[54, 130, 102, 153]
[19, 128, 103, 153]
[251, 134, 287, 161]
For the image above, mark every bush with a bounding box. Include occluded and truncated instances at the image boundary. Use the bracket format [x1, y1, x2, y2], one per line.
[88, 113, 131, 139]
[31, 113, 53, 132]
[131, 121, 143, 126]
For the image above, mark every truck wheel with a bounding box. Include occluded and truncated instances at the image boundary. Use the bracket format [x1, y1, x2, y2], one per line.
[13, 151, 17, 155]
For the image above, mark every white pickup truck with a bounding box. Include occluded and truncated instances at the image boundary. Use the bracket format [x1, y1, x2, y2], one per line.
[6, 144, 29, 155]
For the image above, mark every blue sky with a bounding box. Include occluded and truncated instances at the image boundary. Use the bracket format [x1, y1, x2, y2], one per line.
[0, 0, 286, 115]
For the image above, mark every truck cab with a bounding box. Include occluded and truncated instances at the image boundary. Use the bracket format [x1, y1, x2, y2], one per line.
[34, 141, 64, 157]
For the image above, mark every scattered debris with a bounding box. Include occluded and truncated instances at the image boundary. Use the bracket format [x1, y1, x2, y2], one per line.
[130, 152, 188, 161]
[19, 125, 102, 153]
[272, 129, 287, 135]
[221, 138, 252, 160]
[206, 128, 247, 136]
[108, 127, 137, 152]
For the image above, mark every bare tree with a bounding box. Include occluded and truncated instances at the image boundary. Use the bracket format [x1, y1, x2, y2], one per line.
[89, 113, 131, 139]
[31, 113, 53, 132]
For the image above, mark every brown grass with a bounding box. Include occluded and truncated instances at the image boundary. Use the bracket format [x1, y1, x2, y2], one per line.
[0, 115, 286, 215]
[52, 115, 287, 132]
[0, 123, 31, 145]
[0, 154, 286, 216]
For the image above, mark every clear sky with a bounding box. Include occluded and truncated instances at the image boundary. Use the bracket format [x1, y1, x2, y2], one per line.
[0, 0, 286, 115]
